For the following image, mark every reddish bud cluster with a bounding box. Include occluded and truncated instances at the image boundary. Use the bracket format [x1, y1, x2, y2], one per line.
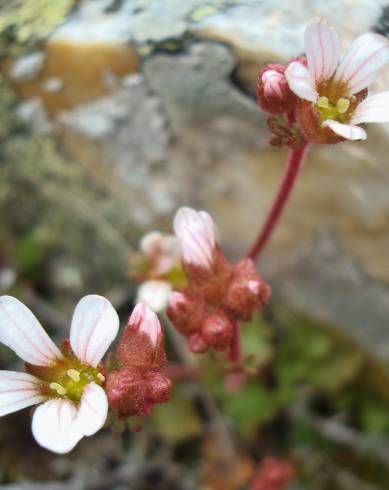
[257, 60, 306, 149]
[106, 304, 172, 419]
[250, 457, 294, 490]
[168, 248, 270, 354]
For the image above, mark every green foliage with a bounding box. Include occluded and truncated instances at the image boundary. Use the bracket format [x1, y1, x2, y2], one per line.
[150, 387, 202, 443]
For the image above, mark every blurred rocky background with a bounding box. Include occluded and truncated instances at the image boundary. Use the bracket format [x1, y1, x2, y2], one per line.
[1, 1, 389, 489]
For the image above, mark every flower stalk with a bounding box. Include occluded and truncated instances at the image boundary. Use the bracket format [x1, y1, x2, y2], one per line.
[247, 144, 309, 261]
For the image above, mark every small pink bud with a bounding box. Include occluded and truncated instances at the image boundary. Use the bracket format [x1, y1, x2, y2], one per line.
[224, 259, 271, 320]
[188, 333, 209, 354]
[201, 311, 233, 351]
[146, 371, 172, 404]
[257, 64, 297, 115]
[129, 303, 162, 349]
[248, 280, 261, 295]
[167, 291, 205, 336]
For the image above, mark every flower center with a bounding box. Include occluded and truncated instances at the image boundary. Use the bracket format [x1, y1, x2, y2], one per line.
[315, 95, 351, 123]
[27, 355, 105, 404]
[48, 366, 105, 402]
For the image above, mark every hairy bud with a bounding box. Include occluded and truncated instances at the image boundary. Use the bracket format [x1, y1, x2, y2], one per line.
[224, 259, 271, 320]
[257, 64, 297, 115]
[106, 303, 171, 419]
[201, 311, 233, 351]
[167, 291, 205, 336]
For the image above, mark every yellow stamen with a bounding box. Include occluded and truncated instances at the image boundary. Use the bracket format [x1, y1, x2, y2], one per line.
[97, 373, 105, 382]
[336, 97, 350, 114]
[67, 369, 81, 382]
[317, 96, 329, 109]
[49, 382, 67, 396]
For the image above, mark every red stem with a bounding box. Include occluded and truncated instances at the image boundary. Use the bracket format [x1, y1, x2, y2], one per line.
[228, 318, 242, 363]
[247, 144, 309, 261]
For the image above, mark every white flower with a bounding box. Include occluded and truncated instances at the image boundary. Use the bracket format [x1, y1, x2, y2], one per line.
[285, 17, 389, 141]
[0, 294, 119, 453]
[137, 280, 172, 313]
[173, 207, 216, 270]
[140, 231, 180, 277]
[132, 231, 181, 312]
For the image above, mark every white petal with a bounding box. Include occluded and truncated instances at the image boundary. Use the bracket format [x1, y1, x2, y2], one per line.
[0, 296, 63, 366]
[285, 61, 318, 101]
[180, 228, 214, 268]
[77, 383, 108, 437]
[137, 280, 172, 312]
[322, 119, 367, 140]
[305, 17, 340, 83]
[173, 207, 216, 269]
[32, 399, 82, 453]
[351, 91, 389, 124]
[140, 231, 164, 256]
[0, 371, 45, 416]
[70, 295, 119, 368]
[335, 33, 389, 94]
[173, 207, 216, 248]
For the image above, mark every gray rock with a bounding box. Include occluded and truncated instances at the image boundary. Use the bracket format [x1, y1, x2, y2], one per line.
[264, 231, 389, 362]
[143, 42, 262, 131]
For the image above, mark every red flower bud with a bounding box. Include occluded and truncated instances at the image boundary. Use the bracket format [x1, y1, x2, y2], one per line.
[257, 64, 297, 115]
[188, 333, 209, 354]
[146, 371, 172, 403]
[201, 311, 233, 351]
[116, 303, 165, 369]
[224, 259, 271, 320]
[167, 291, 205, 336]
[106, 303, 171, 419]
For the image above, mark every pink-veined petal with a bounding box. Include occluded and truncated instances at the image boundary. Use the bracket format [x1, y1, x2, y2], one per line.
[305, 17, 340, 83]
[335, 33, 389, 94]
[70, 295, 119, 368]
[285, 61, 318, 101]
[32, 399, 82, 453]
[0, 370, 45, 416]
[174, 207, 216, 247]
[0, 296, 63, 366]
[322, 119, 367, 140]
[351, 91, 389, 124]
[129, 303, 162, 348]
[137, 280, 172, 312]
[76, 383, 108, 437]
[173, 207, 216, 269]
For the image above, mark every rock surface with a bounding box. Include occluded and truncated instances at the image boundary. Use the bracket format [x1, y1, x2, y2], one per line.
[1, 0, 389, 361]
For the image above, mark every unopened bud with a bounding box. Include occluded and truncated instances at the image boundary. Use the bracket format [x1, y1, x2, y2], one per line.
[174, 207, 216, 271]
[188, 332, 209, 354]
[201, 311, 233, 351]
[116, 303, 165, 369]
[146, 371, 172, 403]
[106, 368, 147, 418]
[257, 64, 297, 115]
[167, 291, 205, 336]
[224, 259, 271, 320]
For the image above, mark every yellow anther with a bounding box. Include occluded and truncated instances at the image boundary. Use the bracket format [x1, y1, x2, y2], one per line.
[317, 96, 329, 109]
[97, 373, 105, 382]
[49, 382, 67, 396]
[67, 369, 81, 382]
[336, 97, 350, 114]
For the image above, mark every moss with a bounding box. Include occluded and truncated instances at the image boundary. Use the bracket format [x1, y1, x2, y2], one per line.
[0, 0, 74, 56]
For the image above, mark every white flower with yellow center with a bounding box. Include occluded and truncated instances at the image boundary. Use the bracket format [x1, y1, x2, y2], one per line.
[285, 18, 389, 142]
[0, 294, 119, 453]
